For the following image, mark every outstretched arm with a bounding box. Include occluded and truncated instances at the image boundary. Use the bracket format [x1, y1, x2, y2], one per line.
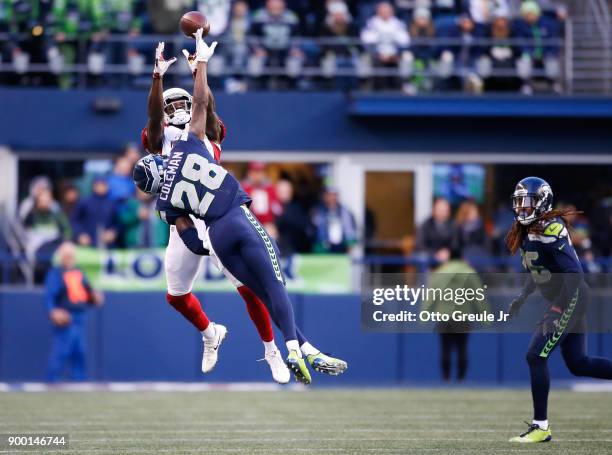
[147, 42, 176, 153]
[190, 29, 217, 141]
[206, 90, 222, 142]
[146, 76, 164, 153]
[181, 44, 221, 142]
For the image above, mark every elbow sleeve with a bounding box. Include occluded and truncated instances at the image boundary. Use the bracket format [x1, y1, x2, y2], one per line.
[178, 227, 210, 256]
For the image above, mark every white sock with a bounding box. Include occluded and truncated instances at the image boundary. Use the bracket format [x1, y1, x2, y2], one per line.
[300, 342, 319, 357]
[532, 419, 548, 430]
[286, 340, 301, 356]
[201, 323, 216, 340]
[263, 340, 277, 353]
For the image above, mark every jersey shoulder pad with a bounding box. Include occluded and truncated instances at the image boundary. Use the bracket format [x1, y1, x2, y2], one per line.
[528, 218, 568, 243]
[541, 217, 568, 238]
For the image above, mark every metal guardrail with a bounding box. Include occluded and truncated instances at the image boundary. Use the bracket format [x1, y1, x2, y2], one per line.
[0, 33, 566, 89]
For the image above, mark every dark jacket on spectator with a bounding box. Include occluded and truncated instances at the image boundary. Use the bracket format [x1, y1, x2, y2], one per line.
[72, 193, 117, 246]
[513, 16, 562, 58]
[276, 199, 315, 255]
[416, 217, 458, 254]
[435, 19, 487, 61]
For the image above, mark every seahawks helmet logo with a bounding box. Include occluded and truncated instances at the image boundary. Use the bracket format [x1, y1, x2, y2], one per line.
[133, 154, 166, 194]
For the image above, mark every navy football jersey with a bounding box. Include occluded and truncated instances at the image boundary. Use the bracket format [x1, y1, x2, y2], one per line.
[520, 217, 583, 302]
[156, 131, 250, 225]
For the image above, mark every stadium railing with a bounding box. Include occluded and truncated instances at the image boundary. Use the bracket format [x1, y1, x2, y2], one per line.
[0, 34, 567, 91]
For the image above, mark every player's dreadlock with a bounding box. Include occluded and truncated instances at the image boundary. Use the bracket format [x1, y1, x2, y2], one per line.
[505, 207, 582, 255]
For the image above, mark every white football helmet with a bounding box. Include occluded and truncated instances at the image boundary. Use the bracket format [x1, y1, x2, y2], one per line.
[163, 87, 192, 126]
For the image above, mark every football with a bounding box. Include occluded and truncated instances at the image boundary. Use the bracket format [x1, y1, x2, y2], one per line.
[179, 11, 210, 38]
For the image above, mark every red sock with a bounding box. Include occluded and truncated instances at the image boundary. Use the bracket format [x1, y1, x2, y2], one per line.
[166, 293, 210, 332]
[238, 286, 274, 342]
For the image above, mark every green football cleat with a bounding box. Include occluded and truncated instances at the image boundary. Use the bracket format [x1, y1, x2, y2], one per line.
[509, 422, 552, 443]
[307, 352, 348, 376]
[285, 350, 311, 385]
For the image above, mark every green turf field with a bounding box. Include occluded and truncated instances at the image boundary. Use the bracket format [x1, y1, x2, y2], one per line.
[0, 389, 611, 454]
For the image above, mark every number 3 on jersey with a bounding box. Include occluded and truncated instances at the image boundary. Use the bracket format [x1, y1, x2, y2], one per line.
[171, 154, 228, 216]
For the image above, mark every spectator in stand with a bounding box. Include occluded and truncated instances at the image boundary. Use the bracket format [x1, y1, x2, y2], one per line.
[320, 1, 358, 54]
[241, 162, 282, 235]
[3, 0, 54, 86]
[360, 2, 410, 89]
[435, 13, 484, 91]
[224, 0, 251, 91]
[410, 7, 435, 61]
[463, 0, 509, 34]
[19, 176, 60, 222]
[118, 189, 169, 248]
[454, 199, 488, 266]
[104, 0, 146, 69]
[275, 179, 315, 255]
[319, 1, 359, 89]
[72, 176, 118, 248]
[312, 186, 357, 253]
[416, 197, 457, 264]
[45, 241, 103, 381]
[408, 7, 435, 92]
[107, 156, 135, 202]
[23, 188, 72, 281]
[50, 0, 108, 88]
[251, 0, 302, 87]
[513, 0, 563, 94]
[60, 183, 80, 226]
[482, 12, 521, 92]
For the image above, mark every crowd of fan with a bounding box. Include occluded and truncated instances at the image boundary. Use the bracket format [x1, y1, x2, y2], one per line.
[16, 154, 612, 280]
[414, 197, 612, 273]
[18, 152, 358, 279]
[1, 0, 567, 93]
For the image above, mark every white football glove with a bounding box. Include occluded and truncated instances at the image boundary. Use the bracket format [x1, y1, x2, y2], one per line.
[181, 49, 198, 75]
[193, 28, 217, 63]
[153, 42, 176, 78]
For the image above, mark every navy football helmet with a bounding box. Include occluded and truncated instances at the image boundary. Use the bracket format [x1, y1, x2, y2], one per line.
[133, 154, 165, 194]
[511, 177, 553, 225]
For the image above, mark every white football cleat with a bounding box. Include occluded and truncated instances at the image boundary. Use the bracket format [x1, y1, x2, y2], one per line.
[265, 349, 291, 384]
[201, 323, 227, 373]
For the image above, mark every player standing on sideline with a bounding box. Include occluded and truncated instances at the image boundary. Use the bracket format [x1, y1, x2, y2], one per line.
[149, 29, 347, 384]
[506, 177, 612, 443]
[135, 41, 290, 383]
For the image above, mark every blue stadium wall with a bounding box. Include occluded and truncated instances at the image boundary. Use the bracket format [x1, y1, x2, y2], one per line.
[1, 89, 612, 153]
[1, 290, 611, 384]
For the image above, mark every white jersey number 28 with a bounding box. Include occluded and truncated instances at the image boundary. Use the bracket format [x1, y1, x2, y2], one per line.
[170, 153, 228, 217]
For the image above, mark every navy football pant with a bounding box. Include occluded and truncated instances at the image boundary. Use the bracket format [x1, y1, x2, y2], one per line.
[526, 287, 612, 420]
[208, 205, 305, 344]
